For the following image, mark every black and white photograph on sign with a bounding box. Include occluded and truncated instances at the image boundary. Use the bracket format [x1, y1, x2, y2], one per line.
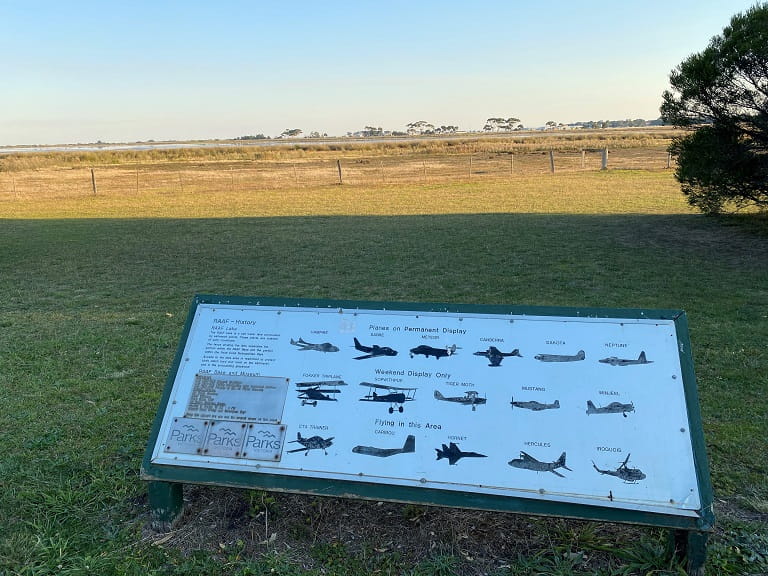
[150, 303, 702, 517]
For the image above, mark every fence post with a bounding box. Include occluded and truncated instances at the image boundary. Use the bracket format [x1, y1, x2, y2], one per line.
[601, 148, 608, 170]
[468, 155, 472, 178]
[336, 159, 343, 185]
[90, 168, 97, 195]
[581, 149, 586, 169]
[667, 152, 672, 169]
[549, 150, 555, 173]
[510, 154, 514, 175]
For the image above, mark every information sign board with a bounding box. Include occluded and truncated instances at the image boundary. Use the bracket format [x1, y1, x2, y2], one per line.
[144, 295, 713, 532]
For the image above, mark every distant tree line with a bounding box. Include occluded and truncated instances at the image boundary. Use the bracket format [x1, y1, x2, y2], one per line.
[235, 117, 665, 143]
[571, 118, 664, 129]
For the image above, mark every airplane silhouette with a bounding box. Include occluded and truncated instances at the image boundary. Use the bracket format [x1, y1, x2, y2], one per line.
[593, 454, 646, 483]
[287, 432, 334, 455]
[296, 386, 341, 406]
[352, 435, 416, 457]
[290, 337, 339, 352]
[598, 351, 653, 366]
[534, 350, 585, 362]
[409, 344, 458, 359]
[586, 400, 635, 417]
[510, 397, 560, 411]
[359, 382, 416, 413]
[435, 442, 487, 465]
[353, 337, 398, 360]
[433, 390, 486, 411]
[473, 346, 522, 366]
[508, 451, 571, 477]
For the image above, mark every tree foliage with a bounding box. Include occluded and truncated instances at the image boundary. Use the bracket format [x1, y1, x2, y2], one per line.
[406, 120, 434, 135]
[661, 3, 768, 213]
[483, 117, 521, 131]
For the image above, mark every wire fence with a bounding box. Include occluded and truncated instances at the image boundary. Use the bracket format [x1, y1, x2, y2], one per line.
[2, 147, 674, 200]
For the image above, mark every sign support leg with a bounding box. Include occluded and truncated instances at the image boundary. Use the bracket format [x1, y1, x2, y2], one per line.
[671, 529, 708, 576]
[148, 481, 184, 531]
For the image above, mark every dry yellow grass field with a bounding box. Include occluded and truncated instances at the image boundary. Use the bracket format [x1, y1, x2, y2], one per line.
[0, 132, 689, 219]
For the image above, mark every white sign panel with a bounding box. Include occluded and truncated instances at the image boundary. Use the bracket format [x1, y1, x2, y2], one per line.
[151, 304, 701, 517]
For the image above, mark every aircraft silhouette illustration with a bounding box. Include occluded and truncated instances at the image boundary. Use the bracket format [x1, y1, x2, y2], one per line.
[287, 432, 334, 455]
[353, 337, 398, 360]
[593, 454, 646, 483]
[433, 390, 486, 411]
[473, 346, 522, 366]
[510, 397, 560, 411]
[352, 435, 416, 457]
[598, 351, 653, 366]
[297, 387, 338, 406]
[586, 400, 635, 417]
[359, 382, 416, 413]
[534, 350, 585, 362]
[290, 337, 339, 352]
[508, 451, 571, 477]
[435, 442, 487, 465]
[409, 344, 458, 359]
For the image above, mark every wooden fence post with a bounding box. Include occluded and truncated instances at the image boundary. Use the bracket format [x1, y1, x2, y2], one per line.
[468, 155, 472, 178]
[510, 154, 514, 175]
[90, 168, 97, 195]
[601, 148, 608, 170]
[581, 149, 586, 169]
[336, 159, 343, 185]
[549, 150, 555, 173]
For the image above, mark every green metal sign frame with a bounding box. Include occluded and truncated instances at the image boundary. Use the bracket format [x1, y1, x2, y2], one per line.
[141, 294, 714, 573]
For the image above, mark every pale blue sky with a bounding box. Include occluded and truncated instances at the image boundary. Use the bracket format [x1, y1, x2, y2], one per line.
[0, 1, 759, 145]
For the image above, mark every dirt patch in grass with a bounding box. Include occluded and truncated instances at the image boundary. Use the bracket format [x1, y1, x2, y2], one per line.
[143, 485, 659, 574]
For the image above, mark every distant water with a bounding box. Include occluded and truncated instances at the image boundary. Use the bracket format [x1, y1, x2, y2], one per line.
[0, 142, 242, 154]
[0, 133, 525, 155]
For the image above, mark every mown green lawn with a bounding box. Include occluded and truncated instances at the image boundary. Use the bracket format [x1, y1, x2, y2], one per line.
[1, 170, 766, 575]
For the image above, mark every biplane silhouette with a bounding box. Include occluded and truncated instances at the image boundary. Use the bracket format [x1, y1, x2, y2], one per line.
[359, 382, 416, 413]
[433, 390, 486, 411]
[295, 380, 347, 406]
